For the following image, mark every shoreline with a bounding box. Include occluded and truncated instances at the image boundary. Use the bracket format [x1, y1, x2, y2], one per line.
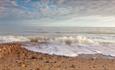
[0, 43, 115, 70]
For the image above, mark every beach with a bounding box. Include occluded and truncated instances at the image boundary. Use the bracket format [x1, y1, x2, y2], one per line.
[0, 43, 115, 70]
[1, 0, 115, 70]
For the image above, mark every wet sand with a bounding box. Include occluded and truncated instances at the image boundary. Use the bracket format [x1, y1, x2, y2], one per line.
[0, 43, 115, 70]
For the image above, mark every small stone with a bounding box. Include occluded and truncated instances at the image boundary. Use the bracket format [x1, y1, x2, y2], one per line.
[0, 55, 2, 58]
[36, 68, 40, 70]
[21, 63, 27, 67]
[45, 61, 50, 63]
[32, 56, 37, 59]
[70, 65, 75, 68]
[0, 49, 2, 52]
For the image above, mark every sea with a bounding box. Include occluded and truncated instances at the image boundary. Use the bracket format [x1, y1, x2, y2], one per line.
[0, 26, 115, 57]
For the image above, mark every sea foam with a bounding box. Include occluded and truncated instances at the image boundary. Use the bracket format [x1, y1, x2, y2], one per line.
[1, 35, 115, 57]
[0, 36, 30, 43]
[22, 35, 115, 57]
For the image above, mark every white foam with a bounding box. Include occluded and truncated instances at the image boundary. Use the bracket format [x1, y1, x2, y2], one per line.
[1, 35, 115, 57]
[0, 36, 30, 43]
[22, 43, 115, 57]
[22, 43, 78, 57]
[50, 36, 98, 45]
[22, 35, 115, 57]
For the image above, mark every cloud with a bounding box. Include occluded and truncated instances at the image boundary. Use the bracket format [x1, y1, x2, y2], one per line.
[42, 16, 115, 27]
[0, 0, 115, 20]
[1, 0, 115, 27]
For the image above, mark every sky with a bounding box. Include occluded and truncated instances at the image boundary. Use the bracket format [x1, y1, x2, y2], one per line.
[0, 0, 115, 27]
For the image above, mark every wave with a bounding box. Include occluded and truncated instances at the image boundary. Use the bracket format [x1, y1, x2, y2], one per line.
[0, 35, 115, 45]
[22, 42, 115, 57]
[0, 36, 30, 43]
[23, 35, 115, 57]
[28, 35, 115, 45]
[1, 35, 115, 57]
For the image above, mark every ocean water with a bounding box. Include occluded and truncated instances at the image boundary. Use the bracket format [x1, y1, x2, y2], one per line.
[1, 27, 115, 57]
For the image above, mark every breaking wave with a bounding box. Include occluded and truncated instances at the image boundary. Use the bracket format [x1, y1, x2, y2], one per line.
[0, 36, 30, 43]
[1, 35, 115, 57]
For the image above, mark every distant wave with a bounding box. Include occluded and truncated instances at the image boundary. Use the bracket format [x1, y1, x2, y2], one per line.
[1, 35, 115, 57]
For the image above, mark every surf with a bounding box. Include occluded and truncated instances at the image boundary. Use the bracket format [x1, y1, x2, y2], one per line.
[1, 35, 115, 57]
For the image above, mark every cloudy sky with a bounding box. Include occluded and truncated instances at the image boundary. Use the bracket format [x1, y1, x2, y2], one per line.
[0, 0, 115, 27]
